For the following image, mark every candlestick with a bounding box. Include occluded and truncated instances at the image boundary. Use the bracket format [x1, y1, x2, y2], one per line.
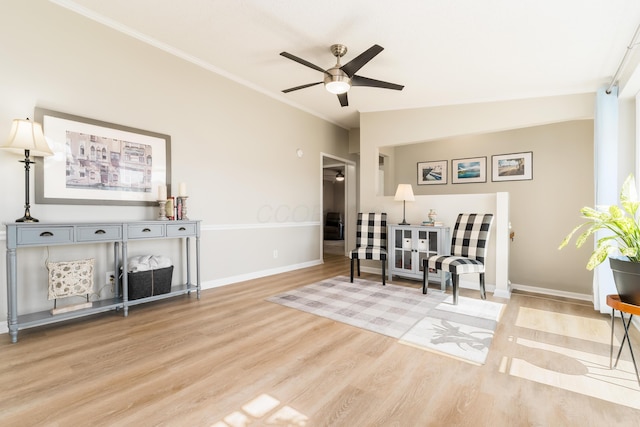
[157, 200, 168, 220]
[178, 196, 189, 220]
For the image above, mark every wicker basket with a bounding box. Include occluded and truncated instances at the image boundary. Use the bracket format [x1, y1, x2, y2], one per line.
[127, 266, 173, 300]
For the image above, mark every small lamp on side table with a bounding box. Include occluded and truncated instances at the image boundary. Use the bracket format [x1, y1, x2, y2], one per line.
[1, 118, 53, 222]
[394, 184, 415, 225]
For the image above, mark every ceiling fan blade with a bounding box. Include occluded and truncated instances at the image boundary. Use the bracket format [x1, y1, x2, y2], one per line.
[282, 81, 323, 93]
[340, 44, 384, 77]
[280, 52, 327, 74]
[337, 92, 348, 107]
[351, 75, 404, 91]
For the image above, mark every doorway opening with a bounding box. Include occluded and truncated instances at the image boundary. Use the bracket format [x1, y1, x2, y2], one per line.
[321, 153, 355, 260]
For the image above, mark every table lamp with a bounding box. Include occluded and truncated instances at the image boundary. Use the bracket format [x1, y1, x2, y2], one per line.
[1, 118, 53, 222]
[394, 184, 415, 225]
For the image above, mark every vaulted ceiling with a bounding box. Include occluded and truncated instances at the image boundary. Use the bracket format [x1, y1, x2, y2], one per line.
[53, 0, 640, 129]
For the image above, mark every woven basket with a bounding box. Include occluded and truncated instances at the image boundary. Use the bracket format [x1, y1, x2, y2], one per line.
[127, 266, 173, 300]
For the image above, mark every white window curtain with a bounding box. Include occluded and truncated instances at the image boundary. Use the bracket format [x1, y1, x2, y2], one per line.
[593, 86, 618, 313]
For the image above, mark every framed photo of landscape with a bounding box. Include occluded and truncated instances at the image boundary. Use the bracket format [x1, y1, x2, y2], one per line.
[452, 156, 487, 184]
[417, 160, 447, 185]
[491, 151, 533, 182]
[34, 107, 171, 206]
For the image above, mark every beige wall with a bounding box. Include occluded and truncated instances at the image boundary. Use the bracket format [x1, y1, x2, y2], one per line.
[359, 94, 598, 298]
[0, 1, 351, 320]
[392, 121, 594, 294]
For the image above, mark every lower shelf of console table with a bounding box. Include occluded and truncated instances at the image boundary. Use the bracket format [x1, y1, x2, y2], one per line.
[16, 285, 198, 329]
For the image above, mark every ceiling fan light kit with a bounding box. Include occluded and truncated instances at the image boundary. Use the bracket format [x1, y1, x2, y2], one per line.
[280, 43, 404, 107]
[324, 69, 351, 94]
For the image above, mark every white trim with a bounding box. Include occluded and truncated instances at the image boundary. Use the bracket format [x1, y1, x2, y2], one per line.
[511, 282, 592, 302]
[202, 221, 320, 231]
[201, 259, 323, 289]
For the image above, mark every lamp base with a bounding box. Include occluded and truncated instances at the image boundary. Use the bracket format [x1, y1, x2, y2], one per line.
[16, 215, 39, 223]
[398, 220, 410, 225]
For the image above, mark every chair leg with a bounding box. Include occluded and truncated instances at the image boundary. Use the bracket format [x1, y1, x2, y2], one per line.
[382, 260, 386, 286]
[357, 259, 361, 276]
[479, 273, 486, 300]
[350, 258, 355, 283]
[452, 274, 459, 305]
[422, 263, 427, 294]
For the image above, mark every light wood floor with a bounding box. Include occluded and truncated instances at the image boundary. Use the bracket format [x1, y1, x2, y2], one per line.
[2, 253, 640, 426]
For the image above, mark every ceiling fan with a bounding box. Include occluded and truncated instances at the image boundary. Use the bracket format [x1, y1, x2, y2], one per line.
[280, 44, 404, 107]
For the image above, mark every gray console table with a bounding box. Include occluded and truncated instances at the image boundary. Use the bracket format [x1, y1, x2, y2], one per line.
[5, 220, 201, 343]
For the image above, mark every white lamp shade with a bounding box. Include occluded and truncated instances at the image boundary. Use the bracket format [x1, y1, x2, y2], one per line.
[394, 184, 415, 202]
[2, 119, 53, 157]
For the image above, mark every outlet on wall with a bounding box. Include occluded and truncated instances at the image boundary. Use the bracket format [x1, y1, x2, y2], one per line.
[273, 249, 278, 259]
[106, 271, 116, 294]
[105, 271, 115, 285]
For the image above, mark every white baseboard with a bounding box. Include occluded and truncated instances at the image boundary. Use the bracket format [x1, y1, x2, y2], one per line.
[510, 282, 592, 302]
[200, 259, 323, 290]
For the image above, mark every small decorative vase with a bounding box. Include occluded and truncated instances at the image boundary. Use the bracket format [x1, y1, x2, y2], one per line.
[428, 209, 437, 223]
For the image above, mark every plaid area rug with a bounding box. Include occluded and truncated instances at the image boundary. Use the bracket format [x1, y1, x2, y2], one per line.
[267, 276, 504, 364]
[267, 276, 446, 338]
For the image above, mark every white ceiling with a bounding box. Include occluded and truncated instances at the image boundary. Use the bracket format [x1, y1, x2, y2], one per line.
[53, 0, 640, 129]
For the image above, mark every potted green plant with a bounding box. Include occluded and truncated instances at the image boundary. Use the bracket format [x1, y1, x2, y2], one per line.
[559, 174, 640, 305]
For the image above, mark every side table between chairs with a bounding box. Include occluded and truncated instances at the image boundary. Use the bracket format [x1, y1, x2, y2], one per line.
[606, 294, 640, 386]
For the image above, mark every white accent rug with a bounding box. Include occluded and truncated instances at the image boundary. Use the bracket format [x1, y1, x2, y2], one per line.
[267, 276, 504, 365]
[399, 295, 505, 365]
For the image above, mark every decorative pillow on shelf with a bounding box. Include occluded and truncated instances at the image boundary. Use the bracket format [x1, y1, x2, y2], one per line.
[47, 258, 95, 300]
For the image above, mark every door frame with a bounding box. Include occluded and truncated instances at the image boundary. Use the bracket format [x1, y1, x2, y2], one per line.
[321, 153, 356, 260]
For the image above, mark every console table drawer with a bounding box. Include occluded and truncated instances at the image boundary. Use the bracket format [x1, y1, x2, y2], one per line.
[166, 223, 196, 237]
[77, 225, 122, 242]
[17, 227, 74, 246]
[128, 224, 165, 239]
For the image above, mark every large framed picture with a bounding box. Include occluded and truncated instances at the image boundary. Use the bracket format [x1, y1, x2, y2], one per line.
[417, 160, 447, 185]
[491, 151, 533, 182]
[34, 107, 171, 206]
[452, 157, 487, 184]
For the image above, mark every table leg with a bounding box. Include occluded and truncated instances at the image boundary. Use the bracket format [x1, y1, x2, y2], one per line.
[610, 308, 615, 369]
[619, 313, 640, 386]
[7, 248, 18, 343]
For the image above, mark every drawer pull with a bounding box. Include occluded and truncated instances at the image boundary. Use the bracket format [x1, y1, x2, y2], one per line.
[179, 227, 186, 231]
[142, 228, 151, 232]
[39, 231, 54, 237]
[95, 229, 106, 234]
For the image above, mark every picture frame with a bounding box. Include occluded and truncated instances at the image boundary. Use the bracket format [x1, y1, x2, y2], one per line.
[34, 107, 171, 206]
[417, 160, 447, 185]
[491, 151, 533, 182]
[452, 156, 487, 184]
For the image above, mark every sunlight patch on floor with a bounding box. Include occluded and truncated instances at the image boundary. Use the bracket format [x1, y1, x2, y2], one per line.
[515, 307, 616, 345]
[211, 393, 308, 426]
[500, 336, 640, 409]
